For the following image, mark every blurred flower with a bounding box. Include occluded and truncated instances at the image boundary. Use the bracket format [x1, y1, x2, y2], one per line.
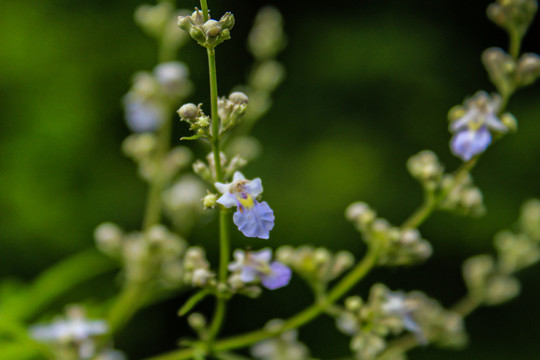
[251, 320, 310, 360]
[449, 91, 507, 161]
[229, 248, 291, 290]
[215, 171, 274, 239]
[31, 305, 108, 359]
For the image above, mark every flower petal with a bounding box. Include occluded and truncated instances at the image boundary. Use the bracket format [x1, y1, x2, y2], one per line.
[244, 178, 263, 198]
[214, 181, 230, 194]
[450, 127, 491, 161]
[233, 171, 245, 182]
[233, 201, 275, 239]
[485, 113, 507, 132]
[250, 248, 272, 264]
[216, 192, 238, 208]
[261, 262, 292, 290]
[239, 266, 258, 283]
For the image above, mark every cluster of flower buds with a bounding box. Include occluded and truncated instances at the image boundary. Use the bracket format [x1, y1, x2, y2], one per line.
[191, 151, 249, 187]
[218, 92, 249, 134]
[244, 7, 287, 123]
[162, 175, 207, 234]
[483, 47, 540, 95]
[487, 0, 538, 37]
[177, 9, 234, 49]
[250, 319, 310, 360]
[447, 91, 513, 161]
[462, 254, 521, 305]
[178, 92, 249, 141]
[439, 173, 485, 217]
[346, 202, 432, 265]
[123, 133, 192, 182]
[177, 103, 211, 138]
[183, 246, 215, 287]
[124, 62, 192, 133]
[407, 150, 444, 191]
[134, 2, 188, 50]
[31, 305, 125, 360]
[519, 198, 540, 241]
[275, 245, 354, 292]
[94, 223, 186, 287]
[463, 198, 540, 305]
[335, 284, 416, 360]
[335, 284, 466, 360]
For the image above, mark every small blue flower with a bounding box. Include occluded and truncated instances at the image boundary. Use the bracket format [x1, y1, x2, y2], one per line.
[215, 171, 275, 239]
[123, 94, 166, 133]
[449, 91, 507, 161]
[228, 248, 292, 290]
[382, 290, 426, 344]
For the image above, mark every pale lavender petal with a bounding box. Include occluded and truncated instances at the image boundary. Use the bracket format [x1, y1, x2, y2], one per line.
[239, 266, 258, 283]
[403, 314, 426, 345]
[261, 262, 292, 290]
[484, 113, 507, 132]
[449, 108, 477, 132]
[245, 178, 263, 197]
[233, 201, 275, 239]
[217, 192, 238, 208]
[215, 181, 230, 194]
[233, 171, 245, 182]
[228, 250, 246, 272]
[250, 248, 272, 264]
[450, 127, 492, 161]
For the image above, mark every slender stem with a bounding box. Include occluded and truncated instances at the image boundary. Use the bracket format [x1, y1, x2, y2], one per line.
[107, 281, 148, 333]
[401, 158, 477, 229]
[200, 0, 209, 22]
[509, 28, 522, 60]
[144, 242, 381, 360]
[200, 10, 230, 339]
[208, 49, 223, 182]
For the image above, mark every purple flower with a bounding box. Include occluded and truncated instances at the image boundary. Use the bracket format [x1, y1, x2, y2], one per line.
[215, 171, 275, 239]
[449, 91, 507, 161]
[228, 248, 292, 290]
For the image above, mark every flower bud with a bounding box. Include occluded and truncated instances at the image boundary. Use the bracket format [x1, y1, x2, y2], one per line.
[203, 19, 222, 37]
[187, 313, 206, 331]
[500, 112, 518, 131]
[229, 91, 249, 105]
[219, 12, 235, 30]
[203, 193, 217, 208]
[189, 26, 206, 43]
[516, 53, 540, 87]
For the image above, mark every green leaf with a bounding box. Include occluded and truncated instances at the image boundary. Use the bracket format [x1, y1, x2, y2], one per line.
[180, 134, 206, 141]
[0, 249, 117, 322]
[178, 289, 212, 316]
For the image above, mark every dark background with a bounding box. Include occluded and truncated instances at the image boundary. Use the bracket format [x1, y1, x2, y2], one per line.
[1, 0, 540, 359]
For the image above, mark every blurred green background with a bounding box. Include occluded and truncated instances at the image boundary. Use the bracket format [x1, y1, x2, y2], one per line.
[1, 0, 540, 359]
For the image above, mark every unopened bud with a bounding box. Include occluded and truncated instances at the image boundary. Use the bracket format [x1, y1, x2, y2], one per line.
[229, 91, 249, 105]
[219, 12, 235, 30]
[203, 20, 222, 37]
[203, 193, 217, 208]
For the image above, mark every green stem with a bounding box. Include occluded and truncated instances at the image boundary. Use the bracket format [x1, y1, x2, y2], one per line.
[401, 157, 477, 229]
[200, 0, 209, 22]
[144, 242, 381, 360]
[509, 28, 522, 60]
[107, 282, 148, 334]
